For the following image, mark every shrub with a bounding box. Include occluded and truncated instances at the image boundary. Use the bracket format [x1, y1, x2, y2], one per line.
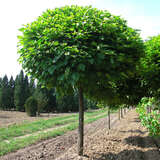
[137, 97, 160, 136]
[33, 88, 48, 115]
[25, 96, 37, 117]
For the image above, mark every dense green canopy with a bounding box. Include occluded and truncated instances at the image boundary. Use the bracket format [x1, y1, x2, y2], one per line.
[116, 75, 149, 106]
[141, 34, 160, 97]
[18, 5, 144, 102]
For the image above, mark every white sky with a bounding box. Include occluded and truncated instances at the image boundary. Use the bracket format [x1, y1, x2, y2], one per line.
[0, 0, 160, 78]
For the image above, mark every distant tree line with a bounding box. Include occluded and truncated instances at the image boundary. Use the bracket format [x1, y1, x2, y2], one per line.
[0, 70, 98, 113]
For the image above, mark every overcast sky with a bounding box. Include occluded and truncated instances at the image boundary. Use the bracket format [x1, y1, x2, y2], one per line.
[0, 0, 160, 78]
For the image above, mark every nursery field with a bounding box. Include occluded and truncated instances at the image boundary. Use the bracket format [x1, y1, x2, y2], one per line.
[0, 109, 160, 160]
[0, 109, 108, 157]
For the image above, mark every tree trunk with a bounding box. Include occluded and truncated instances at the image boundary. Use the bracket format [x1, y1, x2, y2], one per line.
[147, 106, 149, 114]
[118, 108, 120, 120]
[78, 88, 84, 156]
[108, 107, 111, 129]
[121, 108, 123, 118]
[124, 108, 126, 114]
[150, 106, 152, 113]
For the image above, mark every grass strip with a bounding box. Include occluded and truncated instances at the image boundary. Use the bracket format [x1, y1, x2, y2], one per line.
[0, 109, 107, 141]
[0, 113, 107, 156]
[0, 114, 77, 141]
[84, 109, 107, 117]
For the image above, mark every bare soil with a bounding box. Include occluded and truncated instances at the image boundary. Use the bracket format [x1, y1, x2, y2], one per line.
[1, 109, 160, 160]
[0, 110, 74, 127]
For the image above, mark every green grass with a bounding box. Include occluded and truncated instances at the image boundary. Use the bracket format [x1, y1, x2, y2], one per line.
[0, 109, 111, 156]
[0, 114, 78, 141]
[84, 108, 107, 117]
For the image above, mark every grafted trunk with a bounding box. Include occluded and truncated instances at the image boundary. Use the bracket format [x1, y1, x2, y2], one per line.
[78, 88, 84, 156]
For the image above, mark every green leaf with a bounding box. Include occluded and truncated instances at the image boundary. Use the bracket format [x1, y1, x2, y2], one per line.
[71, 72, 80, 82]
[88, 59, 94, 64]
[48, 66, 56, 74]
[78, 64, 85, 71]
[53, 41, 59, 46]
[58, 74, 65, 81]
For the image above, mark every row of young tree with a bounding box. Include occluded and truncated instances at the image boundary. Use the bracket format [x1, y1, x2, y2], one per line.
[0, 70, 98, 113]
[17, 6, 160, 155]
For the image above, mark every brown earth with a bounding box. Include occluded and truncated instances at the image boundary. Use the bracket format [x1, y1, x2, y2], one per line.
[0, 110, 75, 127]
[1, 109, 160, 160]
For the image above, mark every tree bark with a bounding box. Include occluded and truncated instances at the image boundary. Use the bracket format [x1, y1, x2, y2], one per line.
[108, 107, 111, 129]
[78, 88, 84, 156]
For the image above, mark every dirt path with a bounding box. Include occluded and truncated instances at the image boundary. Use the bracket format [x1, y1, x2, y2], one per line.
[1, 110, 160, 160]
[57, 110, 160, 160]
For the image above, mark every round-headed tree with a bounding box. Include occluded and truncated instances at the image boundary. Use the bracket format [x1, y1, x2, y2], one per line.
[141, 34, 160, 97]
[116, 75, 149, 106]
[18, 6, 144, 155]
